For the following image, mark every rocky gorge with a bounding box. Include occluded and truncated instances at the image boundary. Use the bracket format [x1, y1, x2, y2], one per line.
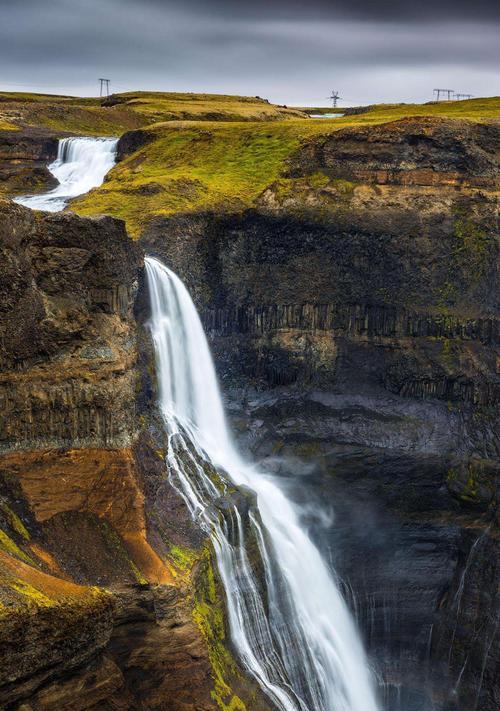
[0, 100, 498, 711]
[139, 117, 499, 710]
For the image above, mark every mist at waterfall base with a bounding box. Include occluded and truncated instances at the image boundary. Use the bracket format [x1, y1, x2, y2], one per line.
[14, 137, 118, 212]
[145, 256, 381, 711]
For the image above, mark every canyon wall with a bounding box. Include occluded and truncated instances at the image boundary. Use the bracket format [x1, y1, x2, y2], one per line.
[141, 117, 499, 710]
[0, 115, 497, 710]
[0, 200, 265, 711]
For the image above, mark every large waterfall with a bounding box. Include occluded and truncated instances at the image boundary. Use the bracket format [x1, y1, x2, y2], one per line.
[14, 137, 118, 212]
[145, 256, 380, 711]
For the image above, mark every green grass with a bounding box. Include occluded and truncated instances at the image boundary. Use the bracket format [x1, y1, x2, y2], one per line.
[0, 90, 305, 136]
[301, 96, 500, 123]
[73, 120, 329, 233]
[71, 95, 500, 235]
[2, 91, 493, 234]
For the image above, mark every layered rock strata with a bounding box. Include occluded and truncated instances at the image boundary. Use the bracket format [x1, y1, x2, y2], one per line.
[0, 201, 258, 711]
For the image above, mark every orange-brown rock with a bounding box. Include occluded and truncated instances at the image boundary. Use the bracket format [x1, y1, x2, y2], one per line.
[0, 448, 172, 585]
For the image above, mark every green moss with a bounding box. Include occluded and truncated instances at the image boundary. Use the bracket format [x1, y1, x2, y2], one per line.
[0, 530, 36, 565]
[447, 463, 484, 503]
[192, 547, 247, 711]
[293, 441, 323, 457]
[329, 177, 356, 193]
[10, 578, 57, 607]
[440, 338, 455, 369]
[0, 119, 17, 130]
[64, 95, 499, 235]
[128, 560, 148, 585]
[71, 120, 366, 235]
[266, 172, 355, 210]
[168, 543, 198, 574]
[452, 217, 492, 280]
[99, 520, 147, 583]
[434, 281, 459, 313]
[73, 122, 319, 234]
[0, 503, 30, 541]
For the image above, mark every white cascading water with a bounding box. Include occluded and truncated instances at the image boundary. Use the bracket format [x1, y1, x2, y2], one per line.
[14, 136, 118, 212]
[145, 255, 381, 711]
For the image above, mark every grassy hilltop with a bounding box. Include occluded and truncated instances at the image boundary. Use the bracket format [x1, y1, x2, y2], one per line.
[0, 90, 305, 134]
[71, 95, 500, 235]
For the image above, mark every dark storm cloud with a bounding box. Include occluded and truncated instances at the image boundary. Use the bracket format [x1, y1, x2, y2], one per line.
[0, 0, 498, 104]
[125, 0, 500, 21]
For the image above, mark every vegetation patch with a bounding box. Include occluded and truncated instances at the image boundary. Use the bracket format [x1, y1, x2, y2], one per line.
[0, 530, 35, 566]
[0, 90, 305, 136]
[72, 121, 341, 234]
[452, 216, 492, 280]
[192, 546, 248, 711]
[71, 97, 500, 235]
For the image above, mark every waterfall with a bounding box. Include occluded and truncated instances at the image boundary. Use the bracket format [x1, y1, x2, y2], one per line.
[145, 256, 380, 711]
[14, 136, 118, 212]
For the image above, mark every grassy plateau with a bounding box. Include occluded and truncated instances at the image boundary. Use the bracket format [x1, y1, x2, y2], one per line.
[70, 95, 500, 235]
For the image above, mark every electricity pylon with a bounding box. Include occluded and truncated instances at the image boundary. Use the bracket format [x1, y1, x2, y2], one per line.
[326, 90, 342, 108]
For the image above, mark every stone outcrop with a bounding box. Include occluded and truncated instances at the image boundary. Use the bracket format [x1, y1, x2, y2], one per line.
[141, 118, 498, 455]
[0, 201, 141, 451]
[0, 115, 498, 710]
[287, 117, 500, 189]
[0, 129, 60, 197]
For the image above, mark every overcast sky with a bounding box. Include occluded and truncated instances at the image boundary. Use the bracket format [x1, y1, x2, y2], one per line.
[1, 0, 499, 105]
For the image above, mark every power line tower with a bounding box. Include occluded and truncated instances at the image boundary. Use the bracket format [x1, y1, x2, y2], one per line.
[433, 88, 455, 102]
[455, 93, 474, 100]
[99, 78, 111, 97]
[326, 90, 342, 108]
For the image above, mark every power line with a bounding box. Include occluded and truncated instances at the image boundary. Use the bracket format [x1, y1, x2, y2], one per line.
[433, 88, 455, 101]
[99, 78, 111, 97]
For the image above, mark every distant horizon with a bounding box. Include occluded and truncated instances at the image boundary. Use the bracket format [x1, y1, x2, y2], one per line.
[1, 84, 498, 109]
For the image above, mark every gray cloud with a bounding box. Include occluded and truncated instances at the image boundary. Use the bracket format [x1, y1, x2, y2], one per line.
[0, 0, 498, 105]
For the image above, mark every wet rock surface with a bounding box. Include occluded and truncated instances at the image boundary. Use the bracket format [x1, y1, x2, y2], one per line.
[0, 116, 498, 710]
[231, 399, 499, 711]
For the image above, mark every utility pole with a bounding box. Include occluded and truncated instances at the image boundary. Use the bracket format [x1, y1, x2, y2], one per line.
[99, 78, 111, 97]
[433, 88, 455, 102]
[326, 90, 342, 108]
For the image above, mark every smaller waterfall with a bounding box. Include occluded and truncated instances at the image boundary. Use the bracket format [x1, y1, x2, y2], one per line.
[14, 136, 118, 212]
[145, 256, 380, 711]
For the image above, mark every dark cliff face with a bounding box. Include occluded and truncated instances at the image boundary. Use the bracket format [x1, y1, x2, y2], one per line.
[0, 116, 497, 710]
[0, 201, 243, 711]
[141, 119, 498, 460]
[287, 118, 500, 189]
[140, 117, 499, 710]
[0, 200, 142, 451]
